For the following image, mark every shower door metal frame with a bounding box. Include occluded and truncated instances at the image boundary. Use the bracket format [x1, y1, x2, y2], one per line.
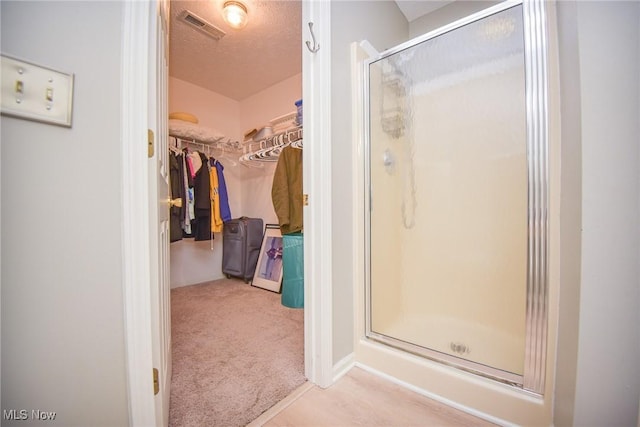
[363, 0, 549, 395]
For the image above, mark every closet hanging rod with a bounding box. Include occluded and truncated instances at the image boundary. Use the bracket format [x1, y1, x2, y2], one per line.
[169, 134, 242, 153]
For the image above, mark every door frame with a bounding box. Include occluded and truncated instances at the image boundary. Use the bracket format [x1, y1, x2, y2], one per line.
[301, 0, 333, 389]
[120, 1, 334, 425]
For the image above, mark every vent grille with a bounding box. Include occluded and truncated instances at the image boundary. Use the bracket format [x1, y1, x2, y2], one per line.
[184, 14, 205, 27]
[178, 10, 226, 40]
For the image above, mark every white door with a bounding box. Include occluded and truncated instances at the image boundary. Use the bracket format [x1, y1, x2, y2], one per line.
[148, 0, 171, 425]
[120, 0, 172, 425]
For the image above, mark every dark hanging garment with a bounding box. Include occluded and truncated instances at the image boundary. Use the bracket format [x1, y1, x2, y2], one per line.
[169, 152, 185, 243]
[177, 153, 187, 223]
[181, 153, 195, 238]
[193, 151, 212, 241]
[271, 146, 303, 235]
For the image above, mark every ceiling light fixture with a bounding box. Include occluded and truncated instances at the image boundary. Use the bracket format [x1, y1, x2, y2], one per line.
[222, 1, 248, 30]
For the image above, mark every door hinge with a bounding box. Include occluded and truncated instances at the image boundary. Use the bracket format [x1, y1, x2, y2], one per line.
[303, 194, 309, 206]
[153, 368, 159, 395]
[148, 129, 155, 158]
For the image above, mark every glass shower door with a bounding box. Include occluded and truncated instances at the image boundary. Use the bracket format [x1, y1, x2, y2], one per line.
[365, 4, 541, 386]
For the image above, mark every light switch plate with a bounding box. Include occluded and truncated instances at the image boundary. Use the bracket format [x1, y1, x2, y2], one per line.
[1, 54, 74, 127]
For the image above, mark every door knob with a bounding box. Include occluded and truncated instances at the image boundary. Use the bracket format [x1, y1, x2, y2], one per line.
[169, 198, 182, 208]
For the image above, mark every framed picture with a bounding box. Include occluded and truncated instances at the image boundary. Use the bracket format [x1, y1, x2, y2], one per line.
[252, 224, 284, 292]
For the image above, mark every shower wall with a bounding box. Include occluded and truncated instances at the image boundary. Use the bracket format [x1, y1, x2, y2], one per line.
[368, 5, 527, 378]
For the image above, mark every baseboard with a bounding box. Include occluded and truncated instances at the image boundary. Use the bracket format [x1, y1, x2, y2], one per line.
[354, 362, 513, 427]
[333, 352, 356, 383]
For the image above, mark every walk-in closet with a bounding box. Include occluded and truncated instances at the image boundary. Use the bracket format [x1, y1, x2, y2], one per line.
[165, 1, 304, 426]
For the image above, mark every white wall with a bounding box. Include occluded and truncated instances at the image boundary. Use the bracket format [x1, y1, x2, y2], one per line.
[554, 1, 583, 425]
[553, 2, 640, 425]
[331, 1, 409, 365]
[1, 2, 129, 426]
[409, 1, 500, 38]
[239, 73, 302, 226]
[168, 77, 241, 286]
[240, 73, 301, 133]
[571, 2, 640, 425]
[168, 74, 301, 287]
[169, 77, 242, 139]
[168, 77, 242, 287]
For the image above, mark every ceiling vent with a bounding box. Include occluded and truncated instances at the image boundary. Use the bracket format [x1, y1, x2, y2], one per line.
[178, 10, 226, 40]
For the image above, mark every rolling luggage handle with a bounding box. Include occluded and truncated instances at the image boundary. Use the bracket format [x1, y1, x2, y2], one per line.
[226, 217, 249, 237]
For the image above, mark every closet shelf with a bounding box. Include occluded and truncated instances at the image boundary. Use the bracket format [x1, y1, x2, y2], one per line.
[170, 125, 302, 166]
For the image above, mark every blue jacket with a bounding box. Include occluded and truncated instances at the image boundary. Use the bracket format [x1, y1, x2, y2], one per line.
[214, 160, 232, 222]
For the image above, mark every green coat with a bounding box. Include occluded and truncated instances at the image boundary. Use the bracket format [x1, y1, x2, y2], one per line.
[271, 146, 303, 235]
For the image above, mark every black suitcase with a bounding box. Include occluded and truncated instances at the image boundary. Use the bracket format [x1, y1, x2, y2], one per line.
[222, 217, 264, 283]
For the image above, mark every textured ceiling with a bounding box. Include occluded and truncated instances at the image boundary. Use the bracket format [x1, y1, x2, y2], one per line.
[169, 1, 456, 100]
[170, 0, 302, 101]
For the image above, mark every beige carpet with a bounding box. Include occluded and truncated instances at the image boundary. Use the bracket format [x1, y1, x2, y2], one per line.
[169, 278, 305, 427]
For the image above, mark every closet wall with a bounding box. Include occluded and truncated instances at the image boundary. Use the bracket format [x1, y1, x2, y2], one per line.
[169, 73, 302, 288]
[168, 77, 242, 288]
[239, 73, 303, 225]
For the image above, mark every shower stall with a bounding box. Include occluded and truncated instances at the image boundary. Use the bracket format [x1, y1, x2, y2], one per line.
[364, 1, 549, 395]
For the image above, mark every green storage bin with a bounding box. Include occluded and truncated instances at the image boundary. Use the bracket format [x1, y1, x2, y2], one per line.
[281, 233, 304, 308]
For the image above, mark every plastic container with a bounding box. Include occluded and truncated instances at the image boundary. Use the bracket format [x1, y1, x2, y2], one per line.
[295, 99, 303, 126]
[281, 233, 304, 308]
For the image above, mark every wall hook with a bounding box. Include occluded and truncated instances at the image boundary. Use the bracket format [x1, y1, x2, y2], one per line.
[305, 22, 320, 53]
